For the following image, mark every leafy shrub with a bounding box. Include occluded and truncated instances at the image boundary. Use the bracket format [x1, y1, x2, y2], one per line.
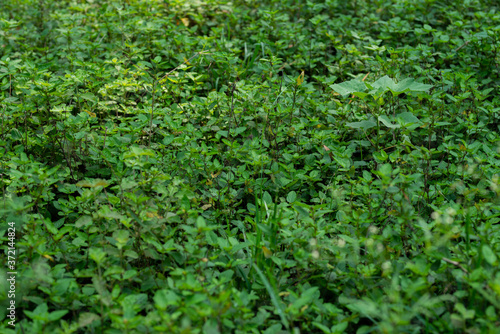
[1, 0, 500, 333]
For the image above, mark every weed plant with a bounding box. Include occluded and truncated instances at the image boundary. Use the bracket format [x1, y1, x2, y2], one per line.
[1, 0, 500, 333]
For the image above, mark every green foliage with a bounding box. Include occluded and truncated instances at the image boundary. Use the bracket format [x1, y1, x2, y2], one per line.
[1, 0, 500, 333]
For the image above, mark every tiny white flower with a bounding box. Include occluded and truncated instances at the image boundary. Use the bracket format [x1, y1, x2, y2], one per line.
[311, 250, 320, 259]
[382, 261, 392, 271]
[446, 207, 457, 216]
[365, 238, 374, 248]
[368, 226, 379, 235]
[338, 238, 346, 248]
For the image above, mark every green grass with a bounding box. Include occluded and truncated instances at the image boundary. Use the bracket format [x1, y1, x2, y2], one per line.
[1, 0, 500, 333]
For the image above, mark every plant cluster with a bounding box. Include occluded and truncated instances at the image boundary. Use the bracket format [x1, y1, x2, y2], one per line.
[1, 0, 500, 333]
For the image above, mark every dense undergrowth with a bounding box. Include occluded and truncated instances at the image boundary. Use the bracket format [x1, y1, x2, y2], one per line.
[1, 0, 500, 333]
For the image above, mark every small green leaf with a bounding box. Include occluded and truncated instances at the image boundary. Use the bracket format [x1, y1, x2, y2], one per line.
[482, 245, 497, 265]
[75, 215, 93, 228]
[89, 248, 107, 265]
[80, 92, 97, 103]
[286, 191, 297, 203]
[373, 150, 389, 162]
[263, 191, 272, 205]
[181, 195, 190, 210]
[48, 310, 69, 322]
[378, 115, 400, 128]
[333, 156, 351, 169]
[78, 313, 100, 327]
[196, 216, 206, 228]
[44, 220, 58, 234]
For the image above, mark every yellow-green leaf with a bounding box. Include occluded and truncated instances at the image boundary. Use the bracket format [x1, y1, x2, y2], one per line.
[297, 71, 304, 86]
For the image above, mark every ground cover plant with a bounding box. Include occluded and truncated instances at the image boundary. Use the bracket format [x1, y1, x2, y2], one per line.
[1, 0, 500, 333]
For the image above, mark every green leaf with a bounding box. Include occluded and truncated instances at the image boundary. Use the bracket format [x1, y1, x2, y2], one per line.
[293, 203, 310, 218]
[75, 215, 93, 228]
[289, 287, 319, 313]
[44, 220, 58, 234]
[278, 177, 292, 187]
[234, 126, 247, 135]
[48, 310, 69, 322]
[346, 120, 377, 130]
[113, 230, 130, 245]
[312, 322, 331, 333]
[397, 112, 421, 127]
[89, 248, 107, 265]
[196, 216, 206, 228]
[369, 75, 433, 95]
[263, 191, 272, 205]
[286, 191, 297, 203]
[181, 195, 190, 210]
[78, 313, 100, 327]
[394, 78, 433, 93]
[154, 289, 180, 310]
[24, 303, 49, 321]
[373, 150, 388, 162]
[10, 128, 22, 140]
[482, 245, 497, 265]
[330, 79, 367, 96]
[378, 115, 400, 128]
[80, 92, 97, 103]
[333, 156, 351, 169]
[370, 75, 394, 91]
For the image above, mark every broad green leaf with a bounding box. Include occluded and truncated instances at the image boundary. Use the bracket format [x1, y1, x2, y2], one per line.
[288, 287, 319, 313]
[113, 230, 130, 245]
[89, 248, 107, 265]
[279, 177, 292, 186]
[371, 75, 394, 91]
[78, 313, 100, 327]
[333, 156, 351, 169]
[154, 289, 180, 310]
[373, 150, 388, 162]
[44, 220, 58, 234]
[181, 195, 190, 210]
[80, 92, 97, 103]
[330, 79, 367, 96]
[196, 216, 206, 228]
[397, 112, 421, 127]
[48, 310, 69, 322]
[352, 91, 370, 99]
[370, 75, 433, 95]
[378, 115, 400, 128]
[394, 78, 433, 92]
[293, 203, 310, 218]
[346, 120, 377, 130]
[336, 210, 347, 222]
[234, 126, 247, 135]
[263, 191, 272, 205]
